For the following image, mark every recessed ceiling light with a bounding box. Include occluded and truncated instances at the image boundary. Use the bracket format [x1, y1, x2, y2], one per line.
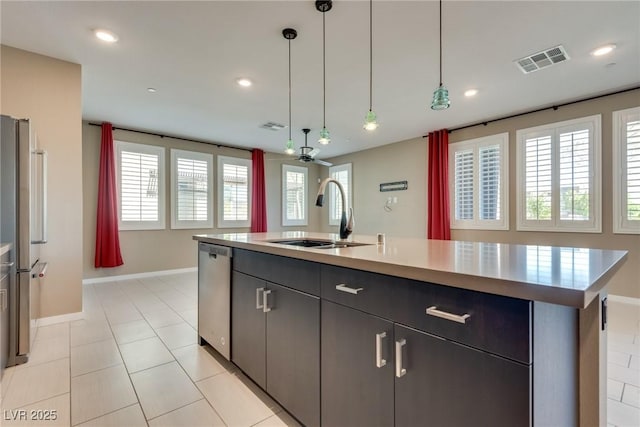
[147, 87, 157, 93]
[236, 78, 252, 87]
[464, 89, 478, 97]
[94, 29, 118, 43]
[591, 44, 616, 57]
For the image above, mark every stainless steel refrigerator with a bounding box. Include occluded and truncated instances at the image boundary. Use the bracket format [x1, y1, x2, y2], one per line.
[1, 114, 47, 367]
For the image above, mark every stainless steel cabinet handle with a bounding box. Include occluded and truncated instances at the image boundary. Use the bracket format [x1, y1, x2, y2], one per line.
[395, 339, 407, 378]
[256, 287, 265, 310]
[335, 283, 364, 295]
[426, 306, 471, 324]
[375, 332, 387, 368]
[263, 289, 272, 313]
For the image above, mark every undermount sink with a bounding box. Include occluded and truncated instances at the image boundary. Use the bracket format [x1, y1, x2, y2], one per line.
[266, 239, 371, 249]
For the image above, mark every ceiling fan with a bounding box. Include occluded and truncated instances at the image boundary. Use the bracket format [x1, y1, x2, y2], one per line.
[298, 128, 332, 166]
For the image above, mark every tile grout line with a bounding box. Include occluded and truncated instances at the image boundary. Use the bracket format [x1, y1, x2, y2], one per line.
[71, 402, 142, 427]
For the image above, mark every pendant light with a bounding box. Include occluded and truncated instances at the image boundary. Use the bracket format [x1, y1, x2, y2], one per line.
[363, 0, 378, 131]
[316, 0, 332, 145]
[283, 28, 297, 155]
[431, 0, 451, 110]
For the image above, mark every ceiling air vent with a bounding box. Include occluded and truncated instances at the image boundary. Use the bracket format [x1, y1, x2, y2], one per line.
[260, 122, 286, 131]
[515, 45, 570, 74]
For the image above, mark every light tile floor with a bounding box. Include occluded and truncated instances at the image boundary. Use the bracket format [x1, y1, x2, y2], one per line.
[0, 272, 637, 426]
[0, 272, 298, 427]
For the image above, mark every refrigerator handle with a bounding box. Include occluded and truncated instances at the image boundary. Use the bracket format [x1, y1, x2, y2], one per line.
[31, 150, 47, 244]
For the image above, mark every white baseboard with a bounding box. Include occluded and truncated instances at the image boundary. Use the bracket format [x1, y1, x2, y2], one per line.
[82, 267, 197, 285]
[37, 311, 84, 327]
[608, 295, 640, 306]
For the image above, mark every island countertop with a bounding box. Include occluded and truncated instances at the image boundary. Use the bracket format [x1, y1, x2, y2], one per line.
[193, 231, 628, 309]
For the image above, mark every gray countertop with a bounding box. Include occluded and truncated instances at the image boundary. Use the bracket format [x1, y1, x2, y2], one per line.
[193, 231, 628, 309]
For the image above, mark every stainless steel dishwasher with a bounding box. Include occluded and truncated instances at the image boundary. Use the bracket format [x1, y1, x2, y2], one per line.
[198, 242, 232, 360]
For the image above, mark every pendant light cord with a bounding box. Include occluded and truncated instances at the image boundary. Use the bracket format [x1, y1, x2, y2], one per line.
[288, 37, 292, 141]
[439, 0, 443, 86]
[322, 10, 326, 128]
[369, 0, 373, 111]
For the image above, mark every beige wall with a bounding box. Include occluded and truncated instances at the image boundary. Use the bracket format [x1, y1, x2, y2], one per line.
[83, 123, 322, 279]
[324, 90, 640, 298]
[320, 137, 428, 238]
[1, 45, 83, 317]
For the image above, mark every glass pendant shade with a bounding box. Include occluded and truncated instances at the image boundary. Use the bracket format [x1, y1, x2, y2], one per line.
[318, 127, 331, 145]
[284, 139, 295, 155]
[431, 85, 451, 110]
[363, 110, 379, 131]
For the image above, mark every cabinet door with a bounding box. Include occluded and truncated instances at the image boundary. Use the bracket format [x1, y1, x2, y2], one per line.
[322, 300, 394, 427]
[266, 283, 320, 427]
[231, 271, 266, 388]
[394, 324, 531, 427]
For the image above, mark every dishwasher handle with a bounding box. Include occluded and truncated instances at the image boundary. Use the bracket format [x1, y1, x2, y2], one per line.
[199, 243, 232, 258]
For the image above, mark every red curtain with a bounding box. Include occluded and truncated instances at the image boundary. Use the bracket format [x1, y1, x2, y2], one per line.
[95, 122, 124, 268]
[251, 149, 267, 232]
[427, 129, 451, 240]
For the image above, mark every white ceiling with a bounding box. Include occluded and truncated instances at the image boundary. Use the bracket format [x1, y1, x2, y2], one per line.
[1, 1, 638, 159]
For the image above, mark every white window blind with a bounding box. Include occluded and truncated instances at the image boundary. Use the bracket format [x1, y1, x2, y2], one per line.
[328, 164, 352, 226]
[170, 149, 213, 229]
[479, 145, 501, 220]
[613, 107, 640, 234]
[217, 156, 251, 228]
[524, 135, 552, 221]
[559, 129, 590, 221]
[454, 150, 474, 220]
[115, 141, 165, 230]
[449, 133, 508, 230]
[282, 165, 308, 226]
[517, 115, 601, 232]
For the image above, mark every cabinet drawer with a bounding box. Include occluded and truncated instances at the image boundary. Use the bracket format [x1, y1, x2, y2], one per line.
[233, 249, 320, 296]
[395, 280, 531, 364]
[321, 264, 531, 364]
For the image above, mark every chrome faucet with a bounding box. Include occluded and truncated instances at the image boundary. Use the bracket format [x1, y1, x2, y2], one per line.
[316, 178, 354, 240]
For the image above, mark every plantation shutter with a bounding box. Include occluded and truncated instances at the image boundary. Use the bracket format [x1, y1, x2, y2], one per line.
[479, 145, 501, 220]
[330, 169, 349, 222]
[285, 170, 306, 221]
[223, 163, 249, 221]
[524, 135, 552, 220]
[559, 129, 590, 221]
[626, 119, 640, 221]
[120, 150, 159, 222]
[454, 150, 474, 220]
[176, 156, 209, 222]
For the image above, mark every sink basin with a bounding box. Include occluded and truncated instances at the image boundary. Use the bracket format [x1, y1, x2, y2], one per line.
[266, 239, 371, 249]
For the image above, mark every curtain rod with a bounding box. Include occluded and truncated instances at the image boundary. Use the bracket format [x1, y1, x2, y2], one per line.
[87, 122, 253, 152]
[423, 86, 640, 137]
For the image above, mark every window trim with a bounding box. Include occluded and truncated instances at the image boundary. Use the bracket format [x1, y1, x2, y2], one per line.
[613, 106, 640, 234]
[217, 155, 252, 229]
[328, 163, 353, 226]
[516, 115, 602, 233]
[282, 164, 308, 227]
[115, 140, 166, 231]
[449, 132, 509, 230]
[170, 149, 213, 230]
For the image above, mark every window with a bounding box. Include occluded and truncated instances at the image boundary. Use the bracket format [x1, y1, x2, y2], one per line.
[613, 107, 640, 234]
[516, 115, 601, 232]
[217, 156, 251, 228]
[282, 164, 308, 226]
[328, 163, 352, 226]
[115, 141, 165, 230]
[170, 149, 213, 229]
[449, 133, 509, 230]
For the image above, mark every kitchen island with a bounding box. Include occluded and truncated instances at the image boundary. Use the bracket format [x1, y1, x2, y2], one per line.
[194, 231, 628, 427]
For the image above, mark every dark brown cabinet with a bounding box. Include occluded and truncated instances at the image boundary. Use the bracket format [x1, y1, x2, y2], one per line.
[231, 270, 320, 427]
[394, 324, 530, 427]
[321, 300, 394, 427]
